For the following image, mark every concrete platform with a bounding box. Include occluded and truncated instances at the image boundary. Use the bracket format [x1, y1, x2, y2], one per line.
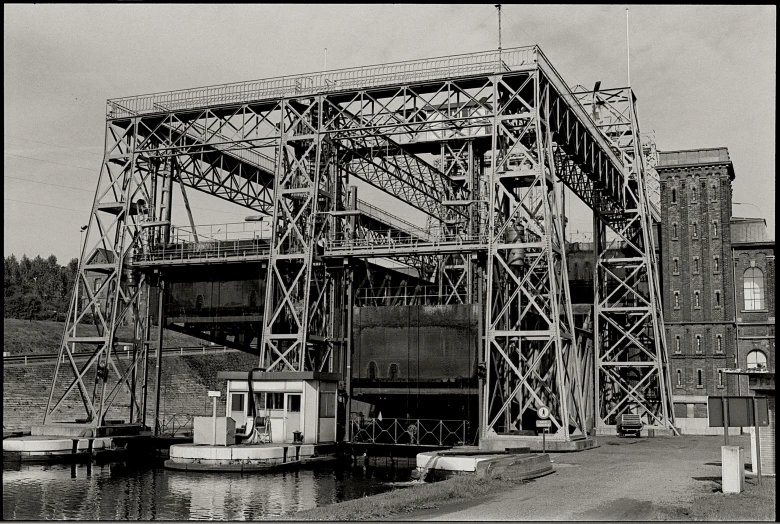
[3, 435, 113, 462]
[415, 448, 554, 481]
[165, 443, 321, 471]
[480, 435, 598, 452]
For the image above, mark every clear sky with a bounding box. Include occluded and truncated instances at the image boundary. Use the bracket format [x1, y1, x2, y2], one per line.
[4, 4, 776, 261]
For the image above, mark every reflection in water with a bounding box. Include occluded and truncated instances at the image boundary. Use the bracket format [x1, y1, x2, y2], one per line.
[3, 460, 413, 520]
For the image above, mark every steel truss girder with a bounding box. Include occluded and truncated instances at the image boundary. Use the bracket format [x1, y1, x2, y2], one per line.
[592, 93, 676, 433]
[482, 72, 587, 442]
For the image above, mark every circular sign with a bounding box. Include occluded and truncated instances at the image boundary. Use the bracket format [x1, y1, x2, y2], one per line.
[537, 406, 550, 419]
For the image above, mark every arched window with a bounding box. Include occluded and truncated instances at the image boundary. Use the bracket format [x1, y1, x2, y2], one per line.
[676, 369, 682, 387]
[716, 335, 723, 353]
[367, 361, 378, 379]
[744, 267, 764, 310]
[389, 363, 399, 380]
[714, 256, 720, 273]
[672, 223, 678, 239]
[675, 335, 681, 354]
[712, 221, 718, 238]
[697, 369, 703, 387]
[691, 184, 697, 201]
[674, 291, 680, 309]
[715, 290, 721, 307]
[746, 350, 767, 370]
[195, 294, 205, 309]
[673, 258, 679, 274]
[693, 257, 699, 273]
[695, 335, 702, 354]
[671, 188, 677, 203]
[694, 291, 700, 308]
[692, 222, 698, 238]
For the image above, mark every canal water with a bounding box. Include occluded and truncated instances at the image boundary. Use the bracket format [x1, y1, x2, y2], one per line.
[3, 459, 416, 520]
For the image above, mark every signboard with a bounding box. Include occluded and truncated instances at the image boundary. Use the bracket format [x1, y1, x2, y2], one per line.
[707, 396, 769, 427]
[537, 406, 550, 419]
[536, 419, 552, 429]
[207, 390, 222, 398]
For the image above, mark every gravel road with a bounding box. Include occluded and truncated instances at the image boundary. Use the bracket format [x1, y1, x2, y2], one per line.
[403, 433, 756, 521]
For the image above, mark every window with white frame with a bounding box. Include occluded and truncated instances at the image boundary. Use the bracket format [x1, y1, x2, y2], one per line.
[746, 350, 767, 370]
[743, 267, 765, 310]
[695, 335, 702, 354]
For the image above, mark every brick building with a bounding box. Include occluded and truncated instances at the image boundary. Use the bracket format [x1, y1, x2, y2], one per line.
[655, 148, 775, 435]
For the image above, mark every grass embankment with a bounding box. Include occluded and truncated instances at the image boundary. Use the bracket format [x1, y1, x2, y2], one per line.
[3, 319, 207, 355]
[286, 475, 526, 521]
[656, 477, 775, 521]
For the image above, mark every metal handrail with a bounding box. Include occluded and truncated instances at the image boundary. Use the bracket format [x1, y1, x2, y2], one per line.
[107, 46, 538, 118]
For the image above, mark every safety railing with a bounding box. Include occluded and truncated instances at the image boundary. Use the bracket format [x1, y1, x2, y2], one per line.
[328, 229, 485, 254]
[350, 416, 469, 447]
[3, 346, 233, 366]
[355, 284, 463, 307]
[156, 413, 194, 437]
[132, 222, 272, 265]
[107, 46, 538, 118]
[134, 240, 271, 265]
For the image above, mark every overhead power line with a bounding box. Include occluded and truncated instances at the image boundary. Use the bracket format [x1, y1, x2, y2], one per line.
[4, 152, 97, 172]
[4, 174, 93, 193]
[4, 198, 87, 213]
[5, 135, 104, 157]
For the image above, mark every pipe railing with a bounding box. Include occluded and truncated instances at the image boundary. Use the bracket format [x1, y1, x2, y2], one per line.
[108, 46, 538, 118]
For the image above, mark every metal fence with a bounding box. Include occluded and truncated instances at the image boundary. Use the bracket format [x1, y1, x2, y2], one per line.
[156, 413, 194, 437]
[349, 416, 469, 447]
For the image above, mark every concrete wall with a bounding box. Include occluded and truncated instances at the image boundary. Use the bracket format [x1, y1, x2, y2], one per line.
[3, 352, 260, 432]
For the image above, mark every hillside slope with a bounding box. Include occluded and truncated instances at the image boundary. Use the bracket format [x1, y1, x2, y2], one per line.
[3, 319, 210, 355]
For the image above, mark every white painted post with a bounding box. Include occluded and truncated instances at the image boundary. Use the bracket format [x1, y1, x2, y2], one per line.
[208, 390, 221, 446]
[212, 396, 217, 445]
[721, 445, 745, 493]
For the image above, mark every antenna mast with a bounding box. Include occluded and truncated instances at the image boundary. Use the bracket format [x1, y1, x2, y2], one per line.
[496, 4, 502, 65]
[626, 8, 631, 86]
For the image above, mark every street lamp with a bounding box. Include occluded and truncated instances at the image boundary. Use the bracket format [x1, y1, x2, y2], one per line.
[79, 225, 88, 259]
